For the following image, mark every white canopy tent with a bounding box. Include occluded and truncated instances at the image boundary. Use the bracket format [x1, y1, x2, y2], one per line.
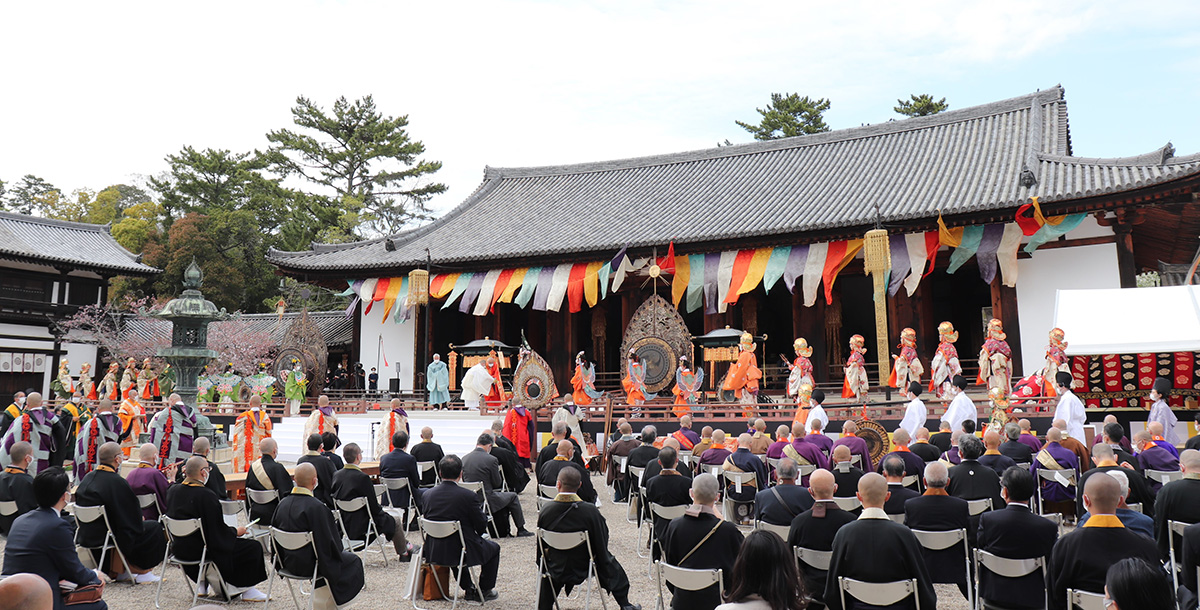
[1054, 285, 1200, 355]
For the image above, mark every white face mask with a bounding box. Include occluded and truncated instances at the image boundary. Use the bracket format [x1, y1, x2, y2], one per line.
[16, 397, 24, 406]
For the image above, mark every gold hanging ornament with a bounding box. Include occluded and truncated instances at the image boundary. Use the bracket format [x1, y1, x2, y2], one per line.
[408, 269, 429, 306]
[863, 228, 892, 388]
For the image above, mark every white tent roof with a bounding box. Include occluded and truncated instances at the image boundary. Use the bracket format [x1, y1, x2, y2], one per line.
[1054, 285, 1200, 355]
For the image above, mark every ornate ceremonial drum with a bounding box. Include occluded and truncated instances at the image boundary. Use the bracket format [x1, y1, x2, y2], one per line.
[855, 419, 892, 465]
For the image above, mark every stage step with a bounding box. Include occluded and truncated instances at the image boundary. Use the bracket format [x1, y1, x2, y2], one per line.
[274, 411, 497, 463]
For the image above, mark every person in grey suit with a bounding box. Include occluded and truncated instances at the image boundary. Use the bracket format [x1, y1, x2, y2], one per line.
[461, 432, 532, 537]
[1, 467, 107, 610]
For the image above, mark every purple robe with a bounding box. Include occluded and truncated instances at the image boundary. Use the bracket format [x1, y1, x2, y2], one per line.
[1138, 445, 1180, 474]
[805, 433, 834, 457]
[1018, 432, 1043, 453]
[765, 440, 789, 459]
[126, 464, 170, 520]
[700, 447, 732, 466]
[678, 428, 701, 446]
[784, 439, 829, 486]
[944, 446, 962, 465]
[0, 408, 59, 475]
[1031, 441, 1079, 502]
[878, 449, 925, 478]
[75, 413, 123, 478]
[1153, 439, 1180, 459]
[831, 436, 872, 471]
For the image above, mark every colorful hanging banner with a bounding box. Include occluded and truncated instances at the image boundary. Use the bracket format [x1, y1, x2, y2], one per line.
[801, 242, 828, 307]
[946, 225, 985, 274]
[887, 234, 909, 296]
[762, 246, 791, 294]
[671, 255, 690, 306]
[566, 263, 588, 313]
[471, 269, 502, 316]
[1025, 213, 1087, 253]
[975, 224, 1005, 284]
[822, 239, 864, 305]
[382, 277, 404, 319]
[546, 263, 573, 312]
[686, 253, 705, 313]
[442, 273, 471, 310]
[783, 245, 808, 294]
[723, 249, 756, 304]
[997, 224, 1023, 287]
[584, 261, 604, 308]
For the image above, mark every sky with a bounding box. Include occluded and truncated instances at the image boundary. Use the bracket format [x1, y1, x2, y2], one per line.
[2, 1, 1198, 221]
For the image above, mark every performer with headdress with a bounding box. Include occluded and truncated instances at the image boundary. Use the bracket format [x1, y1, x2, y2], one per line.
[374, 398, 409, 458]
[570, 352, 604, 406]
[117, 386, 147, 457]
[282, 360, 307, 416]
[137, 357, 159, 400]
[51, 359, 75, 400]
[119, 357, 137, 398]
[888, 328, 924, 390]
[842, 334, 869, 401]
[977, 318, 1013, 395]
[785, 337, 815, 402]
[930, 322, 962, 399]
[196, 364, 215, 405]
[76, 398, 127, 479]
[1043, 328, 1069, 397]
[157, 364, 175, 399]
[1147, 377, 1180, 447]
[99, 361, 120, 401]
[426, 353, 450, 408]
[987, 386, 1012, 433]
[721, 332, 761, 408]
[79, 362, 97, 401]
[552, 395, 585, 446]
[148, 393, 197, 472]
[672, 356, 704, 416]
[244, 362, 277, 401]
[622, 350, 657, 406]
[213, 363, 242, 411]
[231, 395, 272, 473]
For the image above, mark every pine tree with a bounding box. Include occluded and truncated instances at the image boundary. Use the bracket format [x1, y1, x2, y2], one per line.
[735, 93, 832, 140]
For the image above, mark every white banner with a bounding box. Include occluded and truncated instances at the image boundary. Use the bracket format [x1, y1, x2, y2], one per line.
[32, 354, 46, 373]
[0, 353, 10, 373]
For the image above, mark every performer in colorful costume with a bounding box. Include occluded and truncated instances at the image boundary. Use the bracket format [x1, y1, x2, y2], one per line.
[1147, 377, 1180, 447]
[888, 328, 924, 390]
[231, 394, 272, 473]
[148, 393, 197, 471]
[79, 362, 97, 401]
[721, 332, 761, 408]
[157, 364, 175, 398]
[570, 352, 604, 406]
[426, 353, 450, 408]
[51, 359, 75, 400]
[119, 357, 137, 399]
[481, 352, 505, 409]
[1043, 327, 1069, 397]
[461, 352, 504, 410]
[552, 395, 585, 444]
[242, 362, 277, 401]
[622, 350, 657, 405]
[503, 402, 535, 468]
[842, 334, 869, 401]
[282, 360, 307, 416]
[213, 363, 242, 411]
[374, 398, 409, 458]
[671, 356, 704, 416]
[117, 386, 146, 457]
[137, 357, 159, 400]
[784, 337, 815, 405]
[929, 321, 962, 399]
[792, 383, 814, 428]
[196, 365, 215, 404]
[0, 392, 63, 475]
[58, 392, 90, 466]
[75, 398, 125, 479]
[303, 394, 339, 441]
[977, 318, 1012, 395]
[99, 361, 120, 401]
[987, 386, 1012, 433]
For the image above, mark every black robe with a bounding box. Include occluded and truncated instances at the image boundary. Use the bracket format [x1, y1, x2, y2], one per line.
[245, 455, 292, 526]
[904, 494, 972, 595]
[910, 441, 943, 464]
[410, 440, 445, 486]
[331, 465, 395, 542]
[321, 450, 344, 470]
[1075, 464, 1154, 519]
[165, 482, 268, 588]
[0, 467, 35, 534]
[173, 455, 227, 500]
[536, 496, 631, 609]
[824, 516, 937, 610]
[883, 482, 920, 516]
[999, 439, 1034, 464]
[1153, 477, 1200, 560]
[661, 511, 743, 610]
[74, 466, 167, 571]
[1047, 523, 1162, 609]
[929, 431, 952, 453]
[642, 458, 693, 484]
[535, 439, 585, 476]
[832, 464, 865, 498]
[1180, 522, 1200, 609]
[643, 472, 692, 554]
[787, 500, 856, 607]
[297, 452, 337, 509]
[754, 483, 814, 526]
[491, 444, 530, 494]
[273, 489, 365, 606]
[538, 458, 595, 503]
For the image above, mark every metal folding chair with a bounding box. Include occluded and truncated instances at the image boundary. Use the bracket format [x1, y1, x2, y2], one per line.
[795, 546, 833, 572]
[700, 464, 723, 478]
[455, 480, 497, 537]
[246, 488, 279, 530]
[1170, 520, 1194, 593]
[1035, 468, 1076, 514]
[972, 548, 1046, 610]
[536, 528, 608, 610]
[648, 503, 688, 577]
[539, 484, 559, 499]
[334, 496, 390, 567]
[1067, 588, 1106, 610]
[156, 517, 217, 608]
[850, 454, 862, 467]
[721, 471, 758, 526]
[838, 577, 920, 610]
[0, 500, 17, 536]
[911, 528, 971, 606]
[416, 461, 437, 488]
[966, 498, 993, 517]
[136, 493, 161, 519]
[888, 513, 906, 524]
[753, 520, 791, 540]
[73, 503, 134, 584]
[1147, 469, 1184, 486]
[797, 464, 817, 479]
[901, 475, 920, 491]
[833, 496, 862, 512]
[266, 528, 320, 610]
[627, 466, 646, 526]
[411, 518, 479, 610]
[654, 561, 722, 610]
[381, 476, 419, 526]
[1125, 502, 1143, 514]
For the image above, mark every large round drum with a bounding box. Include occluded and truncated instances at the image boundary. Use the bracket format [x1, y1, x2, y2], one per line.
[855, 419, 892, 466]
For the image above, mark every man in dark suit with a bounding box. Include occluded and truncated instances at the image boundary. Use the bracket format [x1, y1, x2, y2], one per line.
[1179, 521, 1200, 609]
[246, 437, 292, 526]
[754, 457, 814, 526]
[538, 440, 596, 503]
[410, 426, 445, 487]
[980, 430, 1018, 476]
[422, 455, 501, 602]
[297, 433, 337, 508]
[2, 467, 107, 610]
[881, 454, 920, 517]
[535, 422, 584, 476]
[661, 473, 743, 610]
[1099, 423, 1139, 472]
[333, 443, 413, 559]
[0, 440, 37, 534]
[929, 421, 953, 453]
[537, 467, 640, 610]
[74, 442, 166, 582]
[787, 468, 855, 608]
[462, 432, 532, 537]
[379, 429, 423, 519]
[999, 423, 1034, 464]
[1155, 449, 1200, 562]
[627, 425, 662, 488]
[641, 438, 693, 483]
[1075, 443, 1155, 520]
[1186, 414, 1200, 452]
[905, 460, 972, 602]
[643, 446, 692, 559]
[910, 427, 943, 464]
[977, 467, 1058, 610]
[947, 435, 1006, 516]
[489, 419, 530, 493]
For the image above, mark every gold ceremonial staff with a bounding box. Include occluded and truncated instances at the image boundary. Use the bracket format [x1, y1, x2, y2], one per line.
[863, 228, 891, 388]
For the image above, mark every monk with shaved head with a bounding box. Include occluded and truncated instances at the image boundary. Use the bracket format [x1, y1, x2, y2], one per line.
[275, 461, 365, 607]
[75, 442, 166, 581]
[661, 473, 744, 610]
[786, 466, 858, 606]
[245, 435, 292, 526]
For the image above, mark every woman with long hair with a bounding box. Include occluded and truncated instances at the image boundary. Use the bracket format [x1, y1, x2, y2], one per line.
[1104, 557, 1172, 610]
[718, 530, 808, 610]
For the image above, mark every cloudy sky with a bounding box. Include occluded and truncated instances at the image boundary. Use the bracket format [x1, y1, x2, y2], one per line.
[2, 1, 1198, 219]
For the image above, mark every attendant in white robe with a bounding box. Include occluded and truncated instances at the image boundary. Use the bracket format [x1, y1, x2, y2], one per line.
[898, 381, 927, 444]
[460, 362, 495, 410]
[941, 375, 976, 435]
[1051, 371, 1087, 441]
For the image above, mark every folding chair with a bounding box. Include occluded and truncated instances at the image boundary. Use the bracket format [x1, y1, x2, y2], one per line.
[1125, 502, 1143, 514]
[973, 548, 1046, 610]
[1014, 462, 1032, 471]
[455, 480, 497, 538]
[797, 464, 817, 479]
[1147, 469, 1184, 486]
[334, 496, 390, 567]
[654, 561, 722, 610]
[266, 528, 320, 610]
[1067, 588, 1106, 610]
[1035, 468, 1076, 514]
[911, 528, 971, 606]
[137, 493, 161, 519]
[850, 454, 862, 467]
[417, 461, 437, 488]
[536, 495, 554, 510]
[700, 464, 723, 478]
[838, 577, 920, 610]
[766, 457, 782, 471]
[966, 498, 993, 517]
[1169, 520, 1193, 593]
[539, 484, 559, 499]
[1039, 511, 1064, 535]
[753, 520, 790, 540]
[381, 476, 419, 526]
[610, 455, 629, 499]
[795, 546, 832, 572]
[627, 466, 646, 526]
[721, 471, 758, 526]
[246, 488, 279, 529]
[411, 518, 478, 610]
[832, 496, 862, 512]
[536, 529, 608, 610]
[901, 475, 920, 491]
[156, 516, 217, 608]
[888, 513, 906, 525]
[73, 504, 133, 584]
[0, 500, 17, 536]
[373, 483, 388, 505]
[649, 503, 688, 577]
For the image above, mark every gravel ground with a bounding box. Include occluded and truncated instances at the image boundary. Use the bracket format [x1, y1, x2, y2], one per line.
[1, 474, 977, 610]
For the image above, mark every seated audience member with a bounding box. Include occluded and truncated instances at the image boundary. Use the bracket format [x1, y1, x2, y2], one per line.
[274, 462, 365, 609]
[1078, 470, 1153, 538]
[1105, 557, 1174, 610]
[1048, 472, 1162, 609]
[187, 437, 226, 499]
[628, 425, 661, 475]
[1154, 449, 1200, 562]
[410, 426, 445, 487]
[699, 429, 731, 466]
[1187, 413, 1200, 452]
[747, 419, 771, 455]
[1035, 427, 1081, 520]
[644, 446, 692, 557]
[166, 456, 268, 601]
[831, 421, 871, 472]
[670, 415, 701, 451]
[906, 460, 972, 601]
[999, 423, 1034, 464]
[379, 429, 423, 516]
[830, 445, 864, 499]
[691, 426, 714, 459]
[2, 467, 107, 610]
[1075, 442, 1155, 520]
[1092, 415, 1132, 453]
[875, 428, 923, 482]
[126, 443, 171, 520]
[606, 422, 639, 501]
[943, 430, 963, 465]
[462, 432, 532, 538]
[786, 469, 855, 607]
[929, 420, 953, 453]
[537, 467, 641, 610]
[0, 573, 55, 610]
[643, 437, 693, 482]
[1052, 419, 1092, 475]
[723, 433, 768, 504]
[909, 427, 942, 464]
[333, 443, 416, 559]
[754, 458, 814, 526]
[1179, 521, 1200, 609]
[1148, 421, 1181, 459]
[298, 433, 337, 508]
[806, 415, 833, 457]
[717, 530, 807, 610]
[947, 434, 1006, 513]
[661, 474, 744, 610]
[1017, 419, 1043, 453]
[1134, 430, 1179, 480]
[489, 418, 531, 493]
[976, 467, 1058, 610]
[881, 454, 919, 516]
[536, 422, 575, 476]
[490, 418, 519, 454]
[1099, 423, 1138, 469]
[422, 455, 500, 602]
[321, 432, 344, 469]
[0, 440, 37, 534]
[538, 439, 596, 503]
[979, 429, 1018, 476]
[74, 442, 166, 582]
[766, 425, 792, 459]
[246, 437, 292, 525]
[825, 473, 937, 610]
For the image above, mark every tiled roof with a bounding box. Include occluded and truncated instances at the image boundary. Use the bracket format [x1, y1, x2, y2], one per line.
[267, 86, 1200, 274]
[122, 310, 355, 346]
[0, 212, 160, 275]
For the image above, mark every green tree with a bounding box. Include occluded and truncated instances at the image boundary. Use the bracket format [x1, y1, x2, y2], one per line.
[264, 95, 447, 237]
[149, 146, 288, 231]
[2, 175, 60, 214]
[735, 93, 832, 140]
[894, 94, 948, 118]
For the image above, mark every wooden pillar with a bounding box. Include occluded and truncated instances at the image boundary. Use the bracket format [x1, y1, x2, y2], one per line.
[793, 291, 828, 383]
[990, 277, 1024, 375]
[1113, 223, 1137, 288]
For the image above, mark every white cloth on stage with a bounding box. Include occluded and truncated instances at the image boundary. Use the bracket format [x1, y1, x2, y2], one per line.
[460, 363, 495, 409]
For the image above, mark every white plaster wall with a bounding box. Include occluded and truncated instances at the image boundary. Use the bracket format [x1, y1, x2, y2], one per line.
[1016, 242, 1121, 376]
[63, 343, 98, 375]
[356, 303, 417, 393]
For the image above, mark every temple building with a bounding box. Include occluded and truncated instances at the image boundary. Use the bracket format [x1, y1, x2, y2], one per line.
[268, 86, 1200, 401]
